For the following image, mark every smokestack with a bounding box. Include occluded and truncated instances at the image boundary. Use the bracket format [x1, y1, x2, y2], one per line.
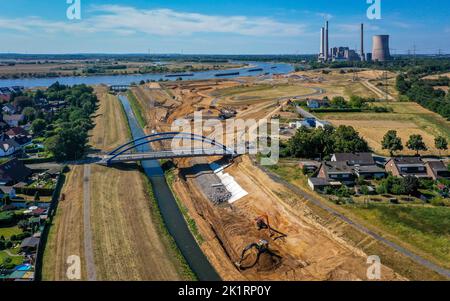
[325, 21, 329, 61]
[320, 27, 325, 59]
[360, 23, 365, 61]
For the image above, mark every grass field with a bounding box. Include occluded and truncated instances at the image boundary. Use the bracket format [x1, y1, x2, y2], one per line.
[0, 250, 24, 266]
[267, 161, 450, 277]
[0, 226, 22, 239]
[317, 102, 450, 156]
[345, 204, 450, 268]
[127, 90, 147, 128]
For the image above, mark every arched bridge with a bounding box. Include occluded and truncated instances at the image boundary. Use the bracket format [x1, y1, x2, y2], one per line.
[97, 132, 237, 166]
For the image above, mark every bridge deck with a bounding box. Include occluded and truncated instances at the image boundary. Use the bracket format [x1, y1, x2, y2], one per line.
[97, 149, 234, 165]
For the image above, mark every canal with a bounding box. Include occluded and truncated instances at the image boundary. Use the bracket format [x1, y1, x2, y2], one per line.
[118, 95, 221, 281]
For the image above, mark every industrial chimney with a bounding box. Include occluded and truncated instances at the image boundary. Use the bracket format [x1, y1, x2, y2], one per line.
[372, 35, 391, 62]
[320, 27, 325, 60]
[360, 23, 365, 61]
[325, 21, 329, 61]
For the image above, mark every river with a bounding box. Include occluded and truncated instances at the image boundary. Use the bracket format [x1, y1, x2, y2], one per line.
[0, 62, 294, 88]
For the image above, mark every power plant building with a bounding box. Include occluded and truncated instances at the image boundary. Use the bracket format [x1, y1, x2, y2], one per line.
[372, 35, 391, 61]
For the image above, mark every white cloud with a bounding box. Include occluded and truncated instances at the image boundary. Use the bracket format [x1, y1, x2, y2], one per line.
[335, 23, 381, 33]
[315, 12, 333, 20]
[0, 5, 308, 37]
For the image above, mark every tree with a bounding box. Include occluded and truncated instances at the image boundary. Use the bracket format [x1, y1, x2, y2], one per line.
[32, 119, 47, 136]
[34, 191, 40, 205]
[22, 107, 37, 122]
[330, 96, 347, 108]
[406, 134, 428, 155]
[381, 130, 404, 156]
[435, 136, 448, 156]
[403, 176, 420, 195]
[332, 125, 370, 153]
[13, 95, 33, 111]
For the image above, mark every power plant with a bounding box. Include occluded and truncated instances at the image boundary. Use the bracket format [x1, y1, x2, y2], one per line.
[372, 35, 391, 62]
[317, 21, 391, 63]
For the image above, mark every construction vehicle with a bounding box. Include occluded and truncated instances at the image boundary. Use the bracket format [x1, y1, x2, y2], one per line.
[235, 239, 268, 269]
[255, 214, 287, 241]
[235, 239, 282, 270]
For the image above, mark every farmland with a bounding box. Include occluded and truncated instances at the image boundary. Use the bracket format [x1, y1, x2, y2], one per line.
[42, 87, 187, 280]
[317, 102, 450, 156]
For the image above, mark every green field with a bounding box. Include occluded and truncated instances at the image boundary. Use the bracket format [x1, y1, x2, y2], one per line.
[0, 249, 24, 266]
[346, 204, 450, 268]
[0, 226, 22, 239]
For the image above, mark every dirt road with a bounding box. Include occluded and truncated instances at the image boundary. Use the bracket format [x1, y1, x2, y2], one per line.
[83, 164, 96, 281]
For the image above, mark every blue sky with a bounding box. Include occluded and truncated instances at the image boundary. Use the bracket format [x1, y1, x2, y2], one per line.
[0, 0, 449, 54]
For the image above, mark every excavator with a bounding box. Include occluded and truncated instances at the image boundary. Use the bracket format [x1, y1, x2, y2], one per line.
[235, 239, 281, 270]
[254, 214, 287, 241]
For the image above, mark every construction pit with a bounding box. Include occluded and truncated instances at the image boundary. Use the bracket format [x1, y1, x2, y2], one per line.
[170, 155, 404, 280]
[131, 77, 406, 281]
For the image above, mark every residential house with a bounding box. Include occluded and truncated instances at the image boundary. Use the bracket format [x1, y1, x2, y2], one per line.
[0, 139, 20, 157]
[332, 152, 386, 179]
[308, 177, 334, 191]
[317, 161, 356, 186]
[3, 114, 24, 127]
[0, 186, 16, 199]
[307, 98, 329, 109]
[0, 158, 32, 185]
[315, 120, 332, 129]
[20, 236, 40, 253]
[2, 103, 16, 114]
[425, 161, 450, 180]
[299, 160, 321, 173]
[6, 127, 29, 138]
[289, 118, 316, 129]
[385, 157, 429, 178]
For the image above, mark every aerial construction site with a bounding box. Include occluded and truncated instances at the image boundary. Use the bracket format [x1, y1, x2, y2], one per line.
[124, 75, 412, 281]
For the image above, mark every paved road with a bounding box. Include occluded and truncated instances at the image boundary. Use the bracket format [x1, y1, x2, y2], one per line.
[295, 106, 317, 119]
[362, 79, 395, 101]
[258, 164, 450, 279]
[83, 164, 97, 281]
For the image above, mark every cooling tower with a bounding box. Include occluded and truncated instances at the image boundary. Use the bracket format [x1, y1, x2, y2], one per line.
[372, 35, 391, 61]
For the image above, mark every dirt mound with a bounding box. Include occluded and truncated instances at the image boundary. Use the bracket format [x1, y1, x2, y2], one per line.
[257, 252, 282, 272]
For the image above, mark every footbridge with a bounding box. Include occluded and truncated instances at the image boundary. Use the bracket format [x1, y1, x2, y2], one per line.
[96, 132, 237, 166]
